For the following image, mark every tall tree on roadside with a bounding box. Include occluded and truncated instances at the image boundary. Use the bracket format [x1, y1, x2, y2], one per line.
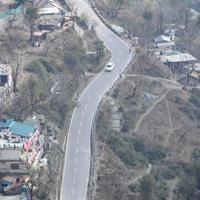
[26, 6, 39, 43]
[95, 41, 105, 62]
[109, 0, 124, 18]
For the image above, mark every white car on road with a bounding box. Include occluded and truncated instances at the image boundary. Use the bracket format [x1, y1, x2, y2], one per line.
[105, 62, 114, 72]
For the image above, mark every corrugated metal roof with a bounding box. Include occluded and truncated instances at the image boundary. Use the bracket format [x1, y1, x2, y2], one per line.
[10, 122, 35, 137]
[0, 119, 36, 137]
[161, 53, 197, 63]
[0, 119, 14, 128]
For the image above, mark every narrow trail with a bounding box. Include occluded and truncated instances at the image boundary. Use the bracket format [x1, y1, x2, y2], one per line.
[164, 99, 174, 147]
[134, 90, 170, 132]
[128, 164, 152, 185]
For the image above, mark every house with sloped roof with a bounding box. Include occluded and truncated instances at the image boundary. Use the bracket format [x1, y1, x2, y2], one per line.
[0, 119, 37, 142]
[156, 49, 197, 73]
[154, 35, 176, 51]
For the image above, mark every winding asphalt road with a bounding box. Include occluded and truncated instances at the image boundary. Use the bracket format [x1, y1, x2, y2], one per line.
[60, 1, 131, 199]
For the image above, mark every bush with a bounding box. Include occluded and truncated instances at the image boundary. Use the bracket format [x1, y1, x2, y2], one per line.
[189, 95, 200, 108]
[25, 59, 58, 81]
[107, 134, 146, 167]
[26, 60, 48, 81]
[179, 104, 194, 120]
[121, 120, 130, 132]
[39, 59, 58, 73]
[175, 95, 183, 104]
[134, 137, 167, 163]
[192, 149, 200, 162]
[64, 53, 79, 69]
[194, 109, 200, 120]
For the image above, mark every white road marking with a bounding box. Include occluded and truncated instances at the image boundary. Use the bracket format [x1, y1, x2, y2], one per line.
[77, 137, 80, 145]
[80, 121, 83, 128]
[75, 167, 77, 174]
[72, 188, 75, 195]
[76, 147, 79, 154]
[84, 104, 87, 110]
[78, 130, 81, 136]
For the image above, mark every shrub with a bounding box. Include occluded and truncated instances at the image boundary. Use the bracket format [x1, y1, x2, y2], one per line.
[134, 137, 167, 163]
[121, 120, 130, 132]
[107, 134, 145, 167]
[25, 60, 48, 81]
[39, 59, 58, 73]
[189, 95, 200, 108]
[64, 53, 79, 69]
[192, 149, 200, 162]
[179, 104, 194, 120]
[194, 109, 200, 120]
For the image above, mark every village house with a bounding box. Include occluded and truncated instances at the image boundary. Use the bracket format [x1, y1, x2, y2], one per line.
[30, 0, 73, 46]
[159, 50, 197, 73]
[0, 64, 12, 101]
[37, 0, 66, 29]
[154, 35, 176, 51]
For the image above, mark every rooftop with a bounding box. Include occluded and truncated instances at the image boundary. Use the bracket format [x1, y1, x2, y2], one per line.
[0, 119, 36, 137]
[160, 50, 197, 63]
[154, 35, 171, 44]
[155, 41, 175, 48]
[10, 122, 35, 137]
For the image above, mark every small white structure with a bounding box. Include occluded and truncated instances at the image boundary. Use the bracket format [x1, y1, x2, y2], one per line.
[154, 35, 171, 44]
[0, 64, 12, 88]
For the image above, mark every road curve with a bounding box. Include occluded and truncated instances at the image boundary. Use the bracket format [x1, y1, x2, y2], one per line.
[60, 1, 131, 200]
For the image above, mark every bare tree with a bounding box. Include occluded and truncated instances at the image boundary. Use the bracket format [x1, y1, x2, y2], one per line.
[109, 0, 124, 18]
[11, 63, 20, 93]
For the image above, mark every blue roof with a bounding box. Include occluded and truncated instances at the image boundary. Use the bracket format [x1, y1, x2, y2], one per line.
[0, 119, 36, 137]
[10, 122, 35, 137]
[0, 119, 14, 129]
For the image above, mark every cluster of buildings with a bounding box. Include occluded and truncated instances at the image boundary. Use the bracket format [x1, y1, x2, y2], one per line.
[153, 27, 199, 86]
[29, 0, 74, 46]
[0, 116, 47, 199]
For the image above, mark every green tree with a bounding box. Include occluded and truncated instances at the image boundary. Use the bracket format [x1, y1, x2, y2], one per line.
[140, 175, 155, 200]
[95, 41, 104, 62]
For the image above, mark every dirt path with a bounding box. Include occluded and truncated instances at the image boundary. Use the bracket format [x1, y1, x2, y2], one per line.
[167, 177, 179, 200]
[164, 99, 174, 147]
[134, 90, 170, 132]
[126, 74, 182, 89]
[128, 164, 152, 185]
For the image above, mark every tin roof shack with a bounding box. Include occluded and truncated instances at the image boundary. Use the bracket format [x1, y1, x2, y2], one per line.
[32, 30, 48, 47]
[158, 50, 197, 74]
[36, 1, 66, 31]
[154, 35, 176, 51]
